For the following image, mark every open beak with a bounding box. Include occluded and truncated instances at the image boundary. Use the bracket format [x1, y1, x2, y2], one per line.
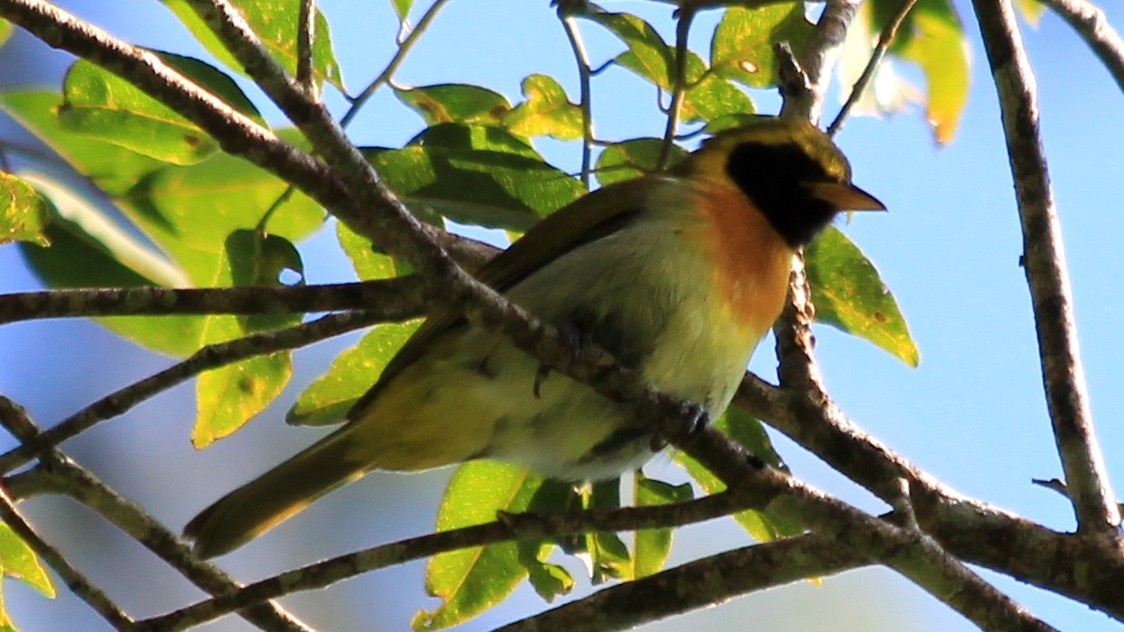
[806, 181, 886, 211]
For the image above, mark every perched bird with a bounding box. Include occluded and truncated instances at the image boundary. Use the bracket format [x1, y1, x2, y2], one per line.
[184, 116, 884, 558]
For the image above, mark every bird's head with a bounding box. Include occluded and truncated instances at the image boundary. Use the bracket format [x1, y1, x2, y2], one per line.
[673, 117, 885, 248]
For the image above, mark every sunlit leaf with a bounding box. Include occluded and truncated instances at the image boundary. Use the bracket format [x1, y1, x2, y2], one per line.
[391, 0, 414, 24]
[60, 53, 263, 165]
[395, 84, 511, 126]
[711, 3, 814, 88]
[594, 138, 688, 187]
[806, 227, 919, 366]
[581, 12, 672, 87]
[0, 524, 54, 598]
[287, 321, 419, 426]
[632, 474, 692, 578]
[893, 0, 970, 144]
[416, 463, 569, 630]
[0, 19, 12, 49]
[193, 350, 292, 447]
[582, 480, 632, 583]
[0, 172, 50, 247]
[1014, 0, 1045, 25]
[503, 74, 583, 141]
[677, 407, 797, 541]
[163, 0, 344, 90]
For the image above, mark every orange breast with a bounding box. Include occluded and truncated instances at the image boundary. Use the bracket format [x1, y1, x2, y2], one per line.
[692, 179, 795, 337]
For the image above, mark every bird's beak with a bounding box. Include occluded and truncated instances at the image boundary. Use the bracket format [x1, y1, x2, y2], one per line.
[806, 181, 886, 211]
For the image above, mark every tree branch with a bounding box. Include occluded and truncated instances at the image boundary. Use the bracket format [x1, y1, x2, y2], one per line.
[972, 0, 1121, 535]
[1038, 0, 1124, 95]
[0, 397, 311, 631]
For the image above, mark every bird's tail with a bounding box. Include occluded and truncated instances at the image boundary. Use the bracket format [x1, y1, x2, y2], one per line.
[183, 426, 366, 558]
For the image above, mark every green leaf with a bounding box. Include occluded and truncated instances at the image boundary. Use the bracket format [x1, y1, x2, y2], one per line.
[416, 463, 561, 631]
[582, 480, 632, 583]
[1014, 0, 1045, 25]
[632, 474, 692, 579]
[583, 12, 672, 89]
[806, 227, 919, 367]
[0, 19, 12, 49]
[193, 350, 292, 447]
[395, 84, 511, 126]
[336, 220, 411, 279]
[613, 46, 752, 124]
[0, 524, 54, 598]
[60, 53, 263, 165]
[893, 0, 970, 144]
[163, 0, 344, 90]
[227, 229, 306, 331]
[677, 407, 795, 541]
[287, 321, 419, 426]
[0, 90, 163, 195]
[710, 3, 814, 88]
[503, 74, 583, 141]
[595, 138, 688, 187]
[390, 0, 413, 24]
[0, 172, 50, 247]
[365, 135, 583, 231]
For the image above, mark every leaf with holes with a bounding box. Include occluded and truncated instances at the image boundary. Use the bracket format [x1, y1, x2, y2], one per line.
[503, 74, 583, 141]
[711, 3, 814, 88]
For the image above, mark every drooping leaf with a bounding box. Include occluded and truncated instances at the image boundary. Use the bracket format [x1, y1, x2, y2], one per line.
[0, 523, 54, 598]
[806, 227, 919, 367]
[193, 350, 292, 448]
[503, 74, 583, 141]
[416, 463, 569, 630]
[594, 138, 688, 187]
[632, 474, 692, 579]
[226, 229, 306, 331]
[390, 0, 414, 24]
[581, 12, 673, 88]
[163, 0, 344, 90]
[395, 84, 511, 126]
[711, 3, 814, 88]
[60, 53, 263, 165]
[336, 218, 411, 280]
[613, 44, 752, 124]
[892, 0, 969, 144]
[0, 19, 12, 49]
[677, 407, 797, 541]
[287, 321, 419, 426]
[581, 479, 632, 583]
[0, 172, 50, 246]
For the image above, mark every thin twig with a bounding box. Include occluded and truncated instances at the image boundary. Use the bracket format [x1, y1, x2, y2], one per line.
[0, 311, 382, 473]
[0, 279, 425, 324]
[0, 397, 310, 631]
[340, 0, 453, 128]
[559, 8, 595, 187]
[656, 6, 696, 170]
[0, 483, 133, 628]
[1038, 0, 1124, 95]
[296, 0, 316, 93]
[827, 0, 922, 136]
[972, 0, 1121, 535]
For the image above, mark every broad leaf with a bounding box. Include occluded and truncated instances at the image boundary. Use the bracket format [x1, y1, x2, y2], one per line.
[711, 3, 814, 88]
[390, 0, 414, 24]
[892, 0, 969, 144]
[287, 321, 419, 426]
[582, 12, 672, 88]
[60, 53, 263, 165]
[0, 523, 54, 598]
[416, 463, 571, 630]
[0, 19, 11, 49]
[0, 172, 50, 246]
[632, 474, 693, 578]
[582, 480, 632, 583]
[806, 227, 919, 367]
[1014, 0, 1045, 25]
[395, 84, 511, 126]
[503, 74, 583, 141]
[163, 0, 344, 90]
[594, 138, 688, 187]
[194, 350, 292, 448]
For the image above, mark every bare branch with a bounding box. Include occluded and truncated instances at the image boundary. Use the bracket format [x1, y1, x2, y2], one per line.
[558, 5, 595, 187]
[0, 279, 425, 324]
[1038, 0, 1124, 95]
[296, 0, 316, 93]
[972, 0, 1121, 535]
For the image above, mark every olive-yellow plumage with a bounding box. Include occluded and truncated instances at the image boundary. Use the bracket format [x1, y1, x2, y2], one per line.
[184, 117, 884, 558]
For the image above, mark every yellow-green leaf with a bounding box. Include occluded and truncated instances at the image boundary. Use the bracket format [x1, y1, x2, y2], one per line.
[503, 74, 583, 141]
[1014, 0, 1045, 26]
[893, 0, 970, 144]
[287, 321, 419, 426]
[632, 474, 692, 578]
[806, 227, 919, 367]
[193, 350, 291, 447]
[711, 3, 814, 88]
[395, 84, 511, 126]
[595, 138, 689, 187]
[0, 172, 50, 247]
[0, 523, 54, 598]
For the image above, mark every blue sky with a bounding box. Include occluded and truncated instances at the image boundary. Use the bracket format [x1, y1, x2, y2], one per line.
[1, 1, 1122, 630]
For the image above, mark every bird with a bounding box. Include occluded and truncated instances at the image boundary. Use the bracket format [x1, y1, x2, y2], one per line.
[183, 116, 885, 558]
